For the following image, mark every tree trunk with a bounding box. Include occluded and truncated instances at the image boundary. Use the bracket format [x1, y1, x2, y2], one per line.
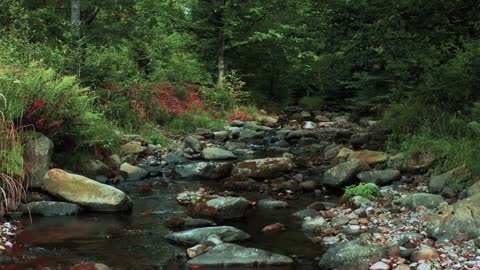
[217, 29, 226, 85]
[71, 0, 81, 25]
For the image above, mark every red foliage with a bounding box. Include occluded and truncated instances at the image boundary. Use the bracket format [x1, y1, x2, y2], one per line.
[227, 109, 254, 122]
[131, 83, 206, 118]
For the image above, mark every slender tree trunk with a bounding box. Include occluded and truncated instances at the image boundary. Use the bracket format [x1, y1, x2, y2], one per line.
[71, 0, 81, 25]
[217, 29, 226, 85]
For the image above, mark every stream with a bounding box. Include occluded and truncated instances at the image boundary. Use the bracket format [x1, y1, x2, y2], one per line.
[6, 176, 334, 269]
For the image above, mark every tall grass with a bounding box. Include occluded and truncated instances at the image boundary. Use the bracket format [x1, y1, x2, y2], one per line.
[0, 94, 26, 214]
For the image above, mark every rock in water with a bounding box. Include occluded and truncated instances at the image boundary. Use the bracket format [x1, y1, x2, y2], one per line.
[23, 132, 54, 188]
[202, 147, 237, 160]
[194, 196, 250, 219]
[164, 226, 250, 245]
[41, 169, 132, 212]
[119, 162, 148, 180]
[427, 193, 480, 240]
[21, 201, 80, 216]
[186, 243, 293, 267]
[393, 193, 444, 210]
[175, 162, 233, 179]
[318, 240, 386, 270]
[232, 157, 296, 179]
[322, 159, 370, 188]
[357, 170, 401, 186]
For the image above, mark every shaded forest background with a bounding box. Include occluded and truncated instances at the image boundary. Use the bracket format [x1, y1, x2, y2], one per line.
[0, 0, 480, 177]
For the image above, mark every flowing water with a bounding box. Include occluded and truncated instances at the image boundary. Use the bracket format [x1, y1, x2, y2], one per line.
[1, 175, 335, 270]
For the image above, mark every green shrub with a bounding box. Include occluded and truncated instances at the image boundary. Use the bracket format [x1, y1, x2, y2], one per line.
[0, 63, 119, 150]
[201, 72, 250, 111]
[165, 111, 226, 135]
[344, 183, 380, 200]
[175, 86, 189, 101]
[298, 96, 324, 110]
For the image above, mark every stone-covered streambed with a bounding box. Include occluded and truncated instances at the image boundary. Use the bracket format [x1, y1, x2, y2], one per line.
[8, 177, 328, 269]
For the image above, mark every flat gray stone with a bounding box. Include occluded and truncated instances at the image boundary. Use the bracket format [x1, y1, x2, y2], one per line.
[186, 243, 293, 267]
[164, 226, 250, 246]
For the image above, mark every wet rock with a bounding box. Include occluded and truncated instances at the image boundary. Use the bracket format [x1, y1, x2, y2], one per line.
[370, 261, 390, 270]
[349, 196, 376, 209]
[230, 120, 245, 127]
[185, 136, 202, 153]
[78, 159, 114, 179]
[195, 196, 250, 219]
[106, 154, 122, 168]
[389, 152, 435, 174]
[322, 159, 370, 188]
[41, 169, 132, 212]
[393, 193, 444, 210]
[238, 129, 264, 141]
[225, 141, 247, 151]
[187, 244, 210, 258]
[411, 247, 438, 262]
[175, 162, 233, 180]
[23, 132, 54, 188]
[262, 223, 285, 232]
[300, 180, 318, 192]
[324, 144, 343, 160]
[232, 157, 296, 179]
[165, 150, 187, 165]
[350, 150, 389, 166]
[164, 226, 250, 245]
[166, 217, 215, 228]
[351, 132, 370, 150]
[315, 115, 330, 122]
[213, 131, 230, 141]
[71, 263, 111, 270]
[257, 198, 288, 209]
[292, 208, 320, 219]
[428, 166, 470, 196]
[302, 121, 316, 130]
[202, 147, 237, 160]
[276, 179, 301, 192]
[318, 240, 386, 270]
[223, 175, 258, 191]
[119, 163, 148, 180]
[357, 170, 401, 186]
[186, 243, 293, 267]
[120, 141, 146, 155]
[20, 201, 80, 216]
[302, 216, 326, 233]
[427, 193, 480, 240]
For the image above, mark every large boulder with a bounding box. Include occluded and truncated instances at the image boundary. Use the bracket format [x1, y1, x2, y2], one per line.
[429, 167, 471, 196]
[186, 243, 293, 267]
[393, 193, 444, 210]
[322, 159, 370, 188]
[164, 226, 250, 245]
[78, 159, 113, 178]
[238, 129, 264, 142]
[357, 170, 401, 186]
[202, 147, 237, 160]
[23, 132, 54, 188]
[41, 169, 132, 212]
[175, 162, 233, 179]
[232, 157, 296, 179]
[318, 240, 386, 270]
[20, 201, 80, 216]
[427, 193, 480, 240]
[192, 196, 250, 219]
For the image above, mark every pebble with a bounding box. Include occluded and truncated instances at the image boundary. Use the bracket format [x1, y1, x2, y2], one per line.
[370, 261, 390, 270]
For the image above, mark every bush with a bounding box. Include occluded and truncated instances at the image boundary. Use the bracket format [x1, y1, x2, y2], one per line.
[298, 96, 324, 110]
[0, 63, 119, 151]
[201, 72, 250, 111]
[344, 183, 380, 200]
[175, 86, 189, 101]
